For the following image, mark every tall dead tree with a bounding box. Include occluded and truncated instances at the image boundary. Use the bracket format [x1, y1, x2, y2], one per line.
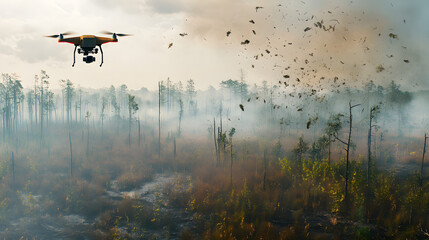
[328, 102, 361, 210]
[158, 81, 161, 157]
[34, 75, 38, 127]
[263, 149, 267, 191]
[230, 140, 233, 189]
[173, 136, 176, 161]
[213, 118, 219, 166]
[11, 152, 15, 188]
[85, 111, 90, 158]
[178, 99, 183, 136]
[367, 105, 380, 182]
[345, 102, 361, 207]
[421, 133, 428, 186]
[138, 117, 141, 146]
[69, 131, 73, 178]
[365, 104, 380, 221]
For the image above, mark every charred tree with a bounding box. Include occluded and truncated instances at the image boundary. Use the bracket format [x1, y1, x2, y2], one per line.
[421, 133, 428, 186]
[263, 149, 267, 191]
[213, 118, 219, 166]
[230, 140, 233, 190]
[328, 102, 361, 211]
[365, 104, 380, 221]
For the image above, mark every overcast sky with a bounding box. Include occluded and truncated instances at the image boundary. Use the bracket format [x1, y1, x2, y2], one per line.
[0, 0, 428, 91]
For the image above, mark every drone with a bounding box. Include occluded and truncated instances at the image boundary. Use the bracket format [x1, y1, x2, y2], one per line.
[45, 31, 132, 67]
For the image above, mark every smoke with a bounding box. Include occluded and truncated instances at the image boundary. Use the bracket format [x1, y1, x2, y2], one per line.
[16, 37, 69, 63]
[175, 0, 428, 91]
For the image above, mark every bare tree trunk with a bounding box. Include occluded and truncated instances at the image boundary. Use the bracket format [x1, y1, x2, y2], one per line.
[365, 112, 373, 222]
[213, 118, 218, 166]
[421, 133, 428, 186]
[158, 81, 161, 158]
[86, 118, 90, 158]
[173, 136, 176, 161]
[128, 110, 131, 147]
[230, 141, 233, 190]
[69, 131, 73, 178]
[263, 149, 267, 191]
[218, 127, 222, 165]
[101, 117, 104, 138]
[35, 82, 38, 127]
[40, 80, 44, 141]
[374, 132, 377, 166]
[344, 102, 361, 209]
[138, 118, 141, 147]
[367, 115, 372, 184]
[345, 102, 352, 207]
[11, 152, 15, 189]
[328, 135, 331, 165]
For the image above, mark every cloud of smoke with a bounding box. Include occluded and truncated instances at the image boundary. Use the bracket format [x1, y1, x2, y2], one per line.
[172, 0, 428, 91]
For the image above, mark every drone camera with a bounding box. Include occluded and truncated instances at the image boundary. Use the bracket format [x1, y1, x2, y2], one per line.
[83, 56, 96, 63]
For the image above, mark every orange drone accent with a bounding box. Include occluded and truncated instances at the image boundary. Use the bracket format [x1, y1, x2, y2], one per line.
[45, 31, 132, 67]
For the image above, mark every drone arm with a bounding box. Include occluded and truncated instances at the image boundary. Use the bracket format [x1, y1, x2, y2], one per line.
[99, 45, 104, 67]
[72, 45, 77, 67]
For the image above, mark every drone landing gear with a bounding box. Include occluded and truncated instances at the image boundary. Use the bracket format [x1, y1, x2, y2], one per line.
[99, 45, 104, 67]
[72, 45, 77, 67]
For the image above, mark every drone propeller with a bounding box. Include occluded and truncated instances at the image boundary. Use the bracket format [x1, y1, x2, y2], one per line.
[100, 31, 132, 37]
[44, 31, 75, 38]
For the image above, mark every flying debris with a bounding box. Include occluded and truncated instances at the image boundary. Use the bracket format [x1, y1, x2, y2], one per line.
[376, 64, 385, 73]
[306, 116, 319, 129]
[239, 104, 244, 111]
[241, 40, 250, 45]
[389, 33, 398, 39]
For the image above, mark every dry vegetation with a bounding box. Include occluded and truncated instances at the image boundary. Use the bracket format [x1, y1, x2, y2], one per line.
[0, 71, 428, 239]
